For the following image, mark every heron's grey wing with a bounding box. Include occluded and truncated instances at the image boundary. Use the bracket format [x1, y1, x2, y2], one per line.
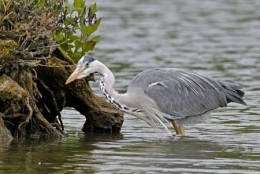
[139, 69, 227, 120]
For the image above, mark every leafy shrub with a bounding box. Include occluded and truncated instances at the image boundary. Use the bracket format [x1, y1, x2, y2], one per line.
[0, 0, 101, 62]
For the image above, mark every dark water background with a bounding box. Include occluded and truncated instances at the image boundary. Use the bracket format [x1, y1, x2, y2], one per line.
[1, 0, 260, 173]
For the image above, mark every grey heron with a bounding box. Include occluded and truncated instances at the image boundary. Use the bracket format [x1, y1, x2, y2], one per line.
[65, 55, 246, 136]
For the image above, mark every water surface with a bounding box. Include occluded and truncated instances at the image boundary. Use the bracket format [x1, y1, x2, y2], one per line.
[1, 0, 260, 173]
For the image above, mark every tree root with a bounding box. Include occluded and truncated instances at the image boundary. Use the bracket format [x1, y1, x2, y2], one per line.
[34, 107, 63, 138]
[51, 122, 63, 134]
[0, 64, 67, 139]
[36, 78, 64, 130]
[4, 113, 27, 119]
[17, 96, 32, 133]
[25, 97, 33, 123]
[0, 115, 13, 142]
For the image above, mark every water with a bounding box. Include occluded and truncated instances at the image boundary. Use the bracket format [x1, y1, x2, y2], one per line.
[1, 0, 260, 173]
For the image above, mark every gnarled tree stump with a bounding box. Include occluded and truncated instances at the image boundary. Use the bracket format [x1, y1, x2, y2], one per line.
[0, 1, 123, 141]
[0, 45, 124, 140]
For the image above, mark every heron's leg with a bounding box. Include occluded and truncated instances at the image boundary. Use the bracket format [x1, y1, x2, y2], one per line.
[171, 121, 181, 135]
[179, 126, 185, 137]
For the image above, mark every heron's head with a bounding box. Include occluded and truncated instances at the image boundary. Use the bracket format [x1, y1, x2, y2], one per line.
[65, 55, 97, 84]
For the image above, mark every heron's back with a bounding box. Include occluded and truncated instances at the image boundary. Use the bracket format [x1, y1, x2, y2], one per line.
[127, 68, 223, 93]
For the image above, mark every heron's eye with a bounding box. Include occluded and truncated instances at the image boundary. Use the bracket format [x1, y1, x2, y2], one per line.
[85, 62, 89, 67]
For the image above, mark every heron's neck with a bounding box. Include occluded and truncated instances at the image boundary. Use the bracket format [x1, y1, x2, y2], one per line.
[98, 62, 119, 97]
[98, 61, 140, 112]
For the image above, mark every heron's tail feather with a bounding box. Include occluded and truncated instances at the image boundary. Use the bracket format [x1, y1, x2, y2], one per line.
[218, 80, 246, 105]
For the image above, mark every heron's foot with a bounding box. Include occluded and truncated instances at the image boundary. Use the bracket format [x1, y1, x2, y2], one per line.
[171, 121, 185, 136]
[179, 126, 185, 137]
[172, 122, 181, 135]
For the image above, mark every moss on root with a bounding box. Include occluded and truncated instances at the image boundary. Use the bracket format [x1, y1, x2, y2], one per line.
[0, 39, 18, 61]
[0, 74, 27, 111]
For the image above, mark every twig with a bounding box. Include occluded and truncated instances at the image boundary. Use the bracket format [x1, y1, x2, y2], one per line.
[4, 113, 27, 119]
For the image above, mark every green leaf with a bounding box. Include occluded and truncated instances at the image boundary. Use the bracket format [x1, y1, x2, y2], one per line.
[90, 3, 97, 14]
[72, 7, 84, 14]
[91, 35, 100, 42]
[74, 40, 82, 53]
[82, 25, 93, 36]
[39, 0, 45, 7]
[40, 13, 46, 25]
[64, 3, 74, 13]
[61, 44, 74, 54]
[54, 32, 65, 43]
[82, 18, 102, 36]
[65, 17, 75, 24]
[67, 44, 74, 50]
[73, 0, 82, 8]
[63, 20, 70, 26]
[82, 41, 96, 52]
[34, 0, 45, 7]
[68, 52, 83, 62]
[92, 18, 101, 32]
[68, 35, 80, 43]
[60, 43, 69, 52]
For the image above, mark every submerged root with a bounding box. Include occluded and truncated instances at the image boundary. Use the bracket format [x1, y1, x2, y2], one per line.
[34, 107, 63, 138]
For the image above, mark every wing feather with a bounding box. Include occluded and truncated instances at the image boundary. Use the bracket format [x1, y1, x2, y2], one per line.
[128, 68, 227, 120]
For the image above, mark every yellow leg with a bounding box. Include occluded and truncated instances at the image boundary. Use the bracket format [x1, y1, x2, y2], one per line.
[171, 121, 181, 135]
[179, 126, 185, 137]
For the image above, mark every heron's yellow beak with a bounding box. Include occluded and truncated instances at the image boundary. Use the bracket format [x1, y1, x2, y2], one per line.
[65, 68, 84, 84]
